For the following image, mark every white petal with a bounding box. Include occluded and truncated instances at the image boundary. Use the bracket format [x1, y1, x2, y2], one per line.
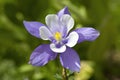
[66, 31, 79, 47]
[50, 43, 66, 53]
[60, 14, 74, 33]
[39, 26, 52, 40]
[45, 14, 59, 32]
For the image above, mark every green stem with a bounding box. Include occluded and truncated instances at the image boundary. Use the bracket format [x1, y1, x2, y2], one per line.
[62, 67, 68, 80]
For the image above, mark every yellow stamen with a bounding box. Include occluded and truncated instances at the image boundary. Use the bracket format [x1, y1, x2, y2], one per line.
[54, 32, 62, 41]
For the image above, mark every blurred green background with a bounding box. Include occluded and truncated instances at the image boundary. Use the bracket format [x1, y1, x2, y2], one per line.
[0, 0, 120, 80]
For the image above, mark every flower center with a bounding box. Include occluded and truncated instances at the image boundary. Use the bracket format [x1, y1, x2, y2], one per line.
[54, 32, 62, 41]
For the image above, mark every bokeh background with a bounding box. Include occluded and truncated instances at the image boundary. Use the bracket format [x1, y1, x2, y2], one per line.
[0, 0, 120, 80]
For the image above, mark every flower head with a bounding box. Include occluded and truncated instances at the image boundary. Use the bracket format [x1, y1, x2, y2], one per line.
[23, 7, 100, 72]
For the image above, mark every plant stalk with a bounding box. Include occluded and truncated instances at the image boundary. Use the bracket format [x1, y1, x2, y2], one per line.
[62, 67, 68, 80]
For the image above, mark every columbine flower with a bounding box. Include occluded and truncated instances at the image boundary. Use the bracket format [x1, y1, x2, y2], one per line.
[23, 7, 100, 72]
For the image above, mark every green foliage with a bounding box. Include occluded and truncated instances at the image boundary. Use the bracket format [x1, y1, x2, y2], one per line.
[0, 0, 120, 80]
[75, 61, 94, 80]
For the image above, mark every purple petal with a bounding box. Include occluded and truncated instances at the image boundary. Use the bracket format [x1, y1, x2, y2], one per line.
[75, 27, 100, 43]
[57, 6, 70, 18]
[23, 21, 45, 38]
[29, 44, 57, 66]
[60, 47, 80, 72]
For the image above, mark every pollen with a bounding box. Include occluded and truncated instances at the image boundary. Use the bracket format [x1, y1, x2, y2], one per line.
[54, 32, 62, 41]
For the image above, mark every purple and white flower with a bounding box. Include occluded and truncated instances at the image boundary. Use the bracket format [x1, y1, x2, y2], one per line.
[23, 7, 100, 72]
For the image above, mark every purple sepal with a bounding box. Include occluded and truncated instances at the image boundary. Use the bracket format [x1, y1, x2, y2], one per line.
[57, 6, 70, 18]
[29, 44, 57, 66]
[60, 47, 80, 72]
[75, 27, 100, 43]
[23, 21, 45, 38]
